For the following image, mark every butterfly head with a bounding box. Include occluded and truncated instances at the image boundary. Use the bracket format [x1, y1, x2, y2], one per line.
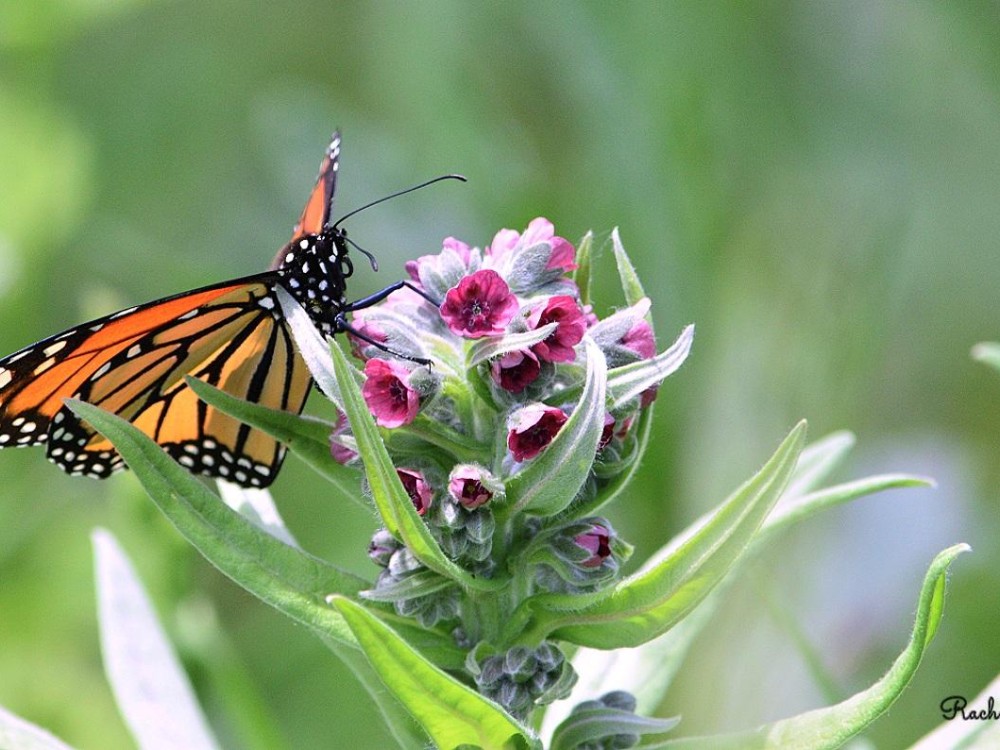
[276, 230, 352, 334]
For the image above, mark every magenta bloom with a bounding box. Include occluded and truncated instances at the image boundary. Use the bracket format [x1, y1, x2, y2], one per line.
[448, 465, 493, 509]
[575, 523, 612, 568]
[620, 319, 656, 360]
[527, 295, 586, 363]
[362, 358, 419, 428]
[640, 384, 659, 409]
[440, 270, 518, 339]
[507, 404, 568, 462]
[397, 468, 432, 515]
[491, 348, 541, 393]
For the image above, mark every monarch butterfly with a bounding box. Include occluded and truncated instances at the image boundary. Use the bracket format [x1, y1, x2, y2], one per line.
[0, 133, 446, 488]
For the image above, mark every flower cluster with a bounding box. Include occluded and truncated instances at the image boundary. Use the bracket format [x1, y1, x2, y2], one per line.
[333, 218, 693, 721]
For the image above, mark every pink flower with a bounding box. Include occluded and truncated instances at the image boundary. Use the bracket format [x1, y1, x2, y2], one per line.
[448, 465, 493, 509]
[329, 411, 358, 464]
[507, 404, 568, 462]
[598, 412, 616, 451]
[527, 296, 586, 363]
[440, 270, 518, 338]
[620, 319, 656, 360]
[362, 359, 420, 428]
[397, 468, 432, 515]
[491, 348, 541, 393]
[488, 218, 577, 272]
[575, 523, 611, 568]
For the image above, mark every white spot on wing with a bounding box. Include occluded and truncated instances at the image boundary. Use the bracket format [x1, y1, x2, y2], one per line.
[43, 341, 67, 356]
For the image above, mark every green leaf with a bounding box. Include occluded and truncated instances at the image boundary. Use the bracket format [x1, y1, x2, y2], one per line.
[504, 338, 608, 518]
[185, 376, 365, 510]
[607, 324, 694, 409]
[611, 228, 647, 307]
[466, 323, 558, 369]
[328, 335, 501, 592]
[971, 342, 1000, 373]
[0, 704, 79, 750]
[782, 430, 856, 500]
[573, 230, 594, 307]
[519, 421, 806, 648]
[65, 399, 367, 646]
[550, 707, 679, 750]
[331, 596, 537, 750]
[92, 528, 222, 750]
[655, 544, 969, 749]
[551, 452, 931, 722]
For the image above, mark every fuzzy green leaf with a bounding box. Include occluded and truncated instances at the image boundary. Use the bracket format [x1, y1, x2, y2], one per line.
[573, 230, 594, 307]
[504, 338, 609, 517]
[328, 336, 501, 592]
[65, 399, 366, 645]
[331, 596, 536, 750]
[520, 421, 806, 648]
[607, 324, 694, 409]
[466, 323, 558, 369]
[93, 528, 221, 750]
[611, 228, 647, 307]
[184, 376, 364, 510]
[548, 446, 931, 726]
[655, 544, 969, 749]
[0, 704, 79, 750]
[972, 342, 1000, 373]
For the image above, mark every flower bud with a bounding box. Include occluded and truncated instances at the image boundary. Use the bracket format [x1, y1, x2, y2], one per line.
[367, 528, 400, 567]
[397, 468, 432, 515]
[507, 404, 568, 462]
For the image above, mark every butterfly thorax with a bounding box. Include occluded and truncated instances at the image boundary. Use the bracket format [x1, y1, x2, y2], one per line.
[276, 231, 351, 335]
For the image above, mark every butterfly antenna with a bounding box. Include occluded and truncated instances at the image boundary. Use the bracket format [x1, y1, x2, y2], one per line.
[344, 236, 380, 272]
[331, 174, 467, 231]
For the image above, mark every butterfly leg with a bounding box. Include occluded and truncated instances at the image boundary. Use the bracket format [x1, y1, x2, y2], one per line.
[333, 311, 433, 367]
[343, 280, 440, 312]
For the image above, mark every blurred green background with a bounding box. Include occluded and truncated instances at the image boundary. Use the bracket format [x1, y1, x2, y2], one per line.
[1, 1, 998, 748]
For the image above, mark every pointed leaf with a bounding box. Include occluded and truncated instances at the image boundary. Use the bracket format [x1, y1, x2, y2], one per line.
[0, 704, 79, 750]
[328, 337, 501, 592]
[611, 228, 646, 307]
[93, 529, 222, 750]
[655, 544, 969, 749]
[185, 376, 364, 509]
[607, 324, 693, 409]
[331, 596, 536, 750]
[783, 431, 856, 500]
[504, 338, 608, 517]
[466, 323, 558, 369]
[519, 422, 806, 648]
[65, 399, 366, 645]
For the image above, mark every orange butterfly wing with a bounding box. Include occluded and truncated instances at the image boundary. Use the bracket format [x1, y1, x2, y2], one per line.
[0, 132, 341, 487]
